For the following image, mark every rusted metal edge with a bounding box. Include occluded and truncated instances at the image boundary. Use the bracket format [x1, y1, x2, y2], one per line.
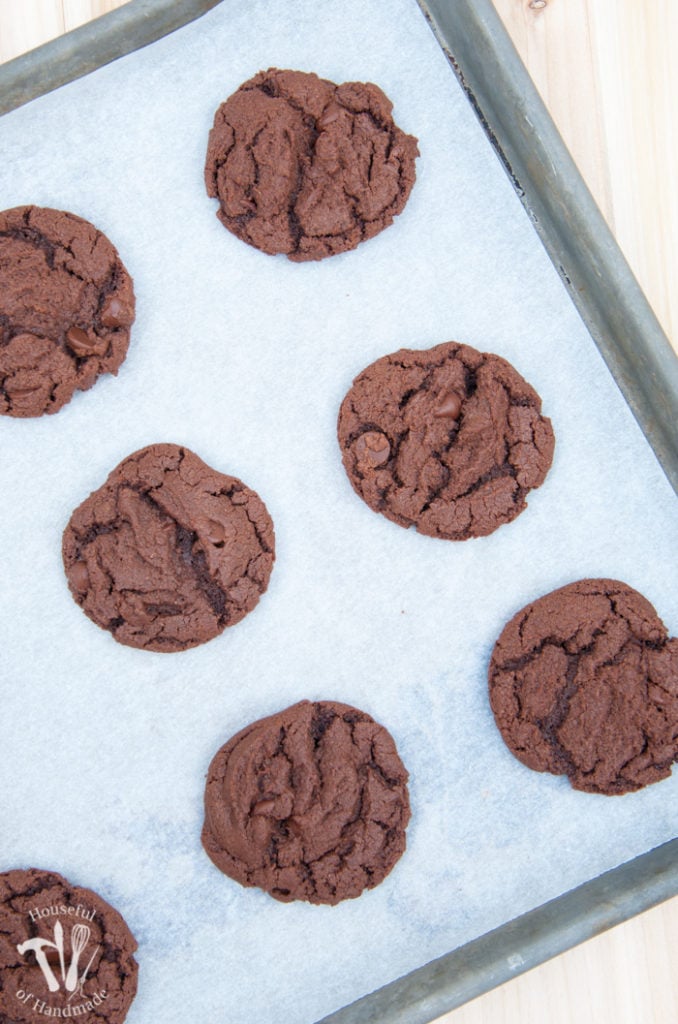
[0, 0, 223, 117]
[318, 839, 678, 1023]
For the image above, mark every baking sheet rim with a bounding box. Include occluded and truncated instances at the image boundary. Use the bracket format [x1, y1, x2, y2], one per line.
[0, 1, 676, 1022]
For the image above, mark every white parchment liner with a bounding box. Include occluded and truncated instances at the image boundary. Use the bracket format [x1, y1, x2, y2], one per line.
[0, 1, 676, 1021]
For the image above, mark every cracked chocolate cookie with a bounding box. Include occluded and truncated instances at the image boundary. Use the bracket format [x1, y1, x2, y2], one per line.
[62, 443, 275, 652]
[0, 206, 134, 417]
[337, 341, 555, 539]
[205, 68, 419, 261]
[489, 579, 678, 795]
[0, 867, 137, 1024]
[202, 700, 411, 904]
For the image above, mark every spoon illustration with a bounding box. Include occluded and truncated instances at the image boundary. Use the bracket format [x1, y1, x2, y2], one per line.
[65, 924, 90, 992]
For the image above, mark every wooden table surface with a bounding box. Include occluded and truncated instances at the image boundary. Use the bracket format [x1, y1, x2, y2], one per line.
[1, 2, 676, 1022]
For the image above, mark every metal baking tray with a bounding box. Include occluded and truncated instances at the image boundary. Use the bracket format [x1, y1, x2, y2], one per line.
[1, 1, 676, 1021]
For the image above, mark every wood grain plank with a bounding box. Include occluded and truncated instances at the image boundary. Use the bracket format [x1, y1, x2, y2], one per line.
[0, 0, 65, 61]
[588, 0, 678, 349]
[61, 0, 130, 33]
[491, 0, 614, 225]
[492, 0, 677, 346]
[435, 894, 678, 1023]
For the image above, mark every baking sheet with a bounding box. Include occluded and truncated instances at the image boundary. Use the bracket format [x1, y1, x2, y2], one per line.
[0, 1, 676, 1023]
[421, 0, 678, 499]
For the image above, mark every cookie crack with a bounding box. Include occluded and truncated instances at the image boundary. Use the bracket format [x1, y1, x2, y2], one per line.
[175, 523, 228, 623]
[212, 129, 236, 174]
[241, 498, 274, 555]
[246, 126, 265, 195]
[419, 457, 451, 514]
[368, 740, 404, 789]
[497, 634, 574, 673]
[534, 655, 580, 776]
[71, 520, 117, 556]
[251, 82, 321, 255]
[608, 594, 667, 646]
[132, 485, 226, 621]
[598, 633, 643, 669]
[464, 364, 478, 397]
[455, 461, 520, 504]
[616, 732, 652, 778]
[311, 704, 337, 748]
[0, 222, 57, 270]
[337, 104, 410, 216]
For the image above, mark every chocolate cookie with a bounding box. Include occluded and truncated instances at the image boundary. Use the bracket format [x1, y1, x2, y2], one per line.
[62, 444, 275, 652]
[0, 206, 134, 417]
[0, 868, 137, 1024]
[205, 68, 419, 261]
[489, 579, 678, 795]
[202, 700, 411, 904]
[337, 341, 555, 540]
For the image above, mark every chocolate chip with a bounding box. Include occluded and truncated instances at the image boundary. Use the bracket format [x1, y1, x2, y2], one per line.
[252, 799, 277, 816]
[354, 431, 390, 468]
[69, 560, 90, 593]
[6, 382, 41, 397]
[66, 326, 107, 358]
[434, 390, 462, 419]
[100, 295, 126, 328]
[205, 519, 233, 546]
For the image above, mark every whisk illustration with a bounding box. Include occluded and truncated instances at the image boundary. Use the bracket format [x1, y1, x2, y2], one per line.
[65, 924, 90, 992]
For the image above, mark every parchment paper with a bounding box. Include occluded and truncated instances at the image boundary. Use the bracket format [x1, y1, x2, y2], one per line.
[0, 1, 676, 1021]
